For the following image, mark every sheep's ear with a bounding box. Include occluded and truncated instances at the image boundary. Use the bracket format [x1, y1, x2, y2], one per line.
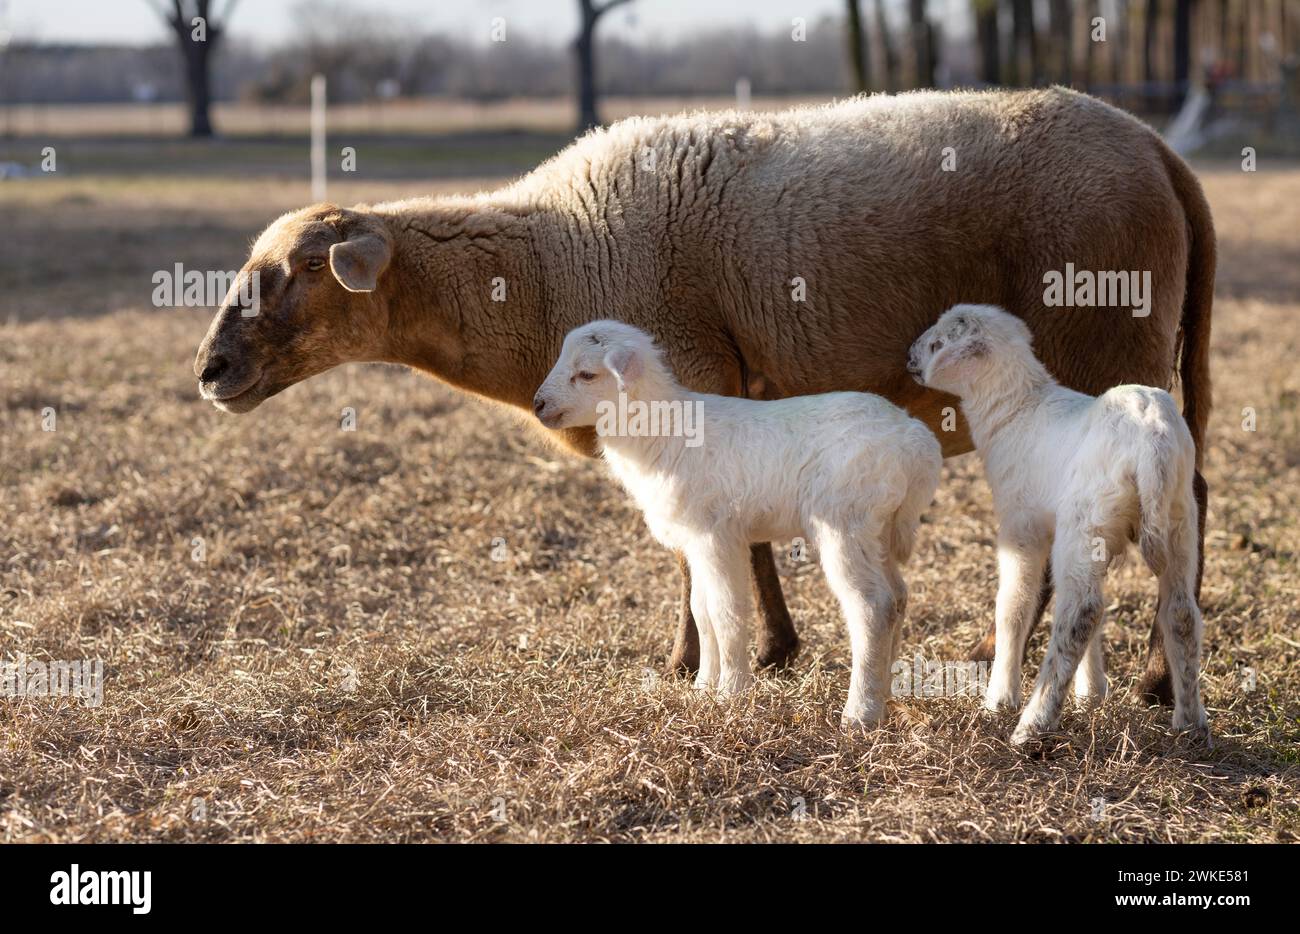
[604, 347, 641, 391]
[330, 229, 392, 293]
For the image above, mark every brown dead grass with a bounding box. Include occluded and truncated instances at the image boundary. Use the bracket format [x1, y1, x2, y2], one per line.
[0, 158, 1297, 843]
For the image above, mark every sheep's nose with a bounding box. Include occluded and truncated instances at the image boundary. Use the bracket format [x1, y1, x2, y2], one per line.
[533, 395, 547, 416]
[198, 353, 230, 384]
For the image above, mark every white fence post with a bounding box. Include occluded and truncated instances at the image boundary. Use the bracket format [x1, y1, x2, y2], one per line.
[311, 74, 327, 202]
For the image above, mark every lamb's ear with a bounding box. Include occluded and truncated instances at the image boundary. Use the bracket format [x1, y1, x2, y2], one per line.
[603, 346, 642, 391]
[329, 227, 392, 293]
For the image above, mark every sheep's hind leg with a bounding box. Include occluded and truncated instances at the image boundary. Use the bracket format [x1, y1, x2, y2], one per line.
[751, 544, 801, 669]
[1157, 487, 1209, 737]
[689, 541, 755, 696]
[1012, 531, 1107, 746]
[818, 526, 898, 729]
[666, 553, 701, 676]
[984, 527, 1050, 712]
[1073, 629, 1108, 708]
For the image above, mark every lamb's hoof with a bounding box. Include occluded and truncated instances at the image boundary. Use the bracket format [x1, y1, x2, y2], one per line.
[1172, 716, 1213, 749]
[715, 671, 755, 696]
[692, 675, 717, 691]
[755, 634, 801, 671]
[982, 685, 1021, 714]
[1134, 668, 1174, 707]
[1011, 729, 1073, 759]
[840, 707, 886, 732]
[1073, 686, 1108, 710]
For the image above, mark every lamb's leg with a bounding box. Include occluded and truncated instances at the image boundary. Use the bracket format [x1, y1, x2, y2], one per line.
[969, 558, 1052, 665]
[818, 528, 898, 728]
[666, 552, 701, 676]
[984, 529, 1050, 712]
[1156, 487, 1209, 736]
[1136, 469, 1205, 706]
[688, 572, 720, 691]
[690, 541, 755, 696]
[751, 543, 801, 669]
[1012, 533, 1107, 745]
[1073, 629, 1108, 708]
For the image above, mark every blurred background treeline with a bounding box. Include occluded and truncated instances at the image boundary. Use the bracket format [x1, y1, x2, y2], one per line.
[1, 0, 1298, 150]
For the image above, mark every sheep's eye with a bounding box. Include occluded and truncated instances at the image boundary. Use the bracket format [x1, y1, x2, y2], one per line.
[930, 340, 942, 353]
[306, 257, 327, 271]
[577, 371, 598, 382]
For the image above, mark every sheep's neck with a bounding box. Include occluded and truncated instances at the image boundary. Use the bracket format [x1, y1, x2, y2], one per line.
[377, 202, 550, 412]
[959, 354, 1051, 452]
[595, 376, 697, 466]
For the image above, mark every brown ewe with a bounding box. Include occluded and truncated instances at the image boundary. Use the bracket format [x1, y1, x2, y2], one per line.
[194, 88, 1213, 704]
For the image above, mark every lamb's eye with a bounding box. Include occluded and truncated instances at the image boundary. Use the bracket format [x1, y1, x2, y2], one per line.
[930, 340, 942, 353]
[306, 258, 327, 271]
[577, 371, 598, 382]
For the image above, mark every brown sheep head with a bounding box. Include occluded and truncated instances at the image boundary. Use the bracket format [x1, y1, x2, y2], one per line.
[194, 204, 393, 413]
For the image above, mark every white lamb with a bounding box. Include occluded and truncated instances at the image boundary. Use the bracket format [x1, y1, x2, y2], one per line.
[908, 303, 1208, 745]
[534, 320, 942, 727]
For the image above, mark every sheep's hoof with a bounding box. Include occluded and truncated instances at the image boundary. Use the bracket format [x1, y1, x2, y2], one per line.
[1134, 667, 1174, 707]
[664, 647, 700, 678]
[755, 634, 801, 671]
[966, 628, 998, 664]
[840, 708, 886, 732]
[1011, 729, 1073, 759]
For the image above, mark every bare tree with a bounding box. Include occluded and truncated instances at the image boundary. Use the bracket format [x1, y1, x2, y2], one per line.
[1173, 0, 1195, 106]
[873, 0, 900, 92]
[574, 0, 634, 133]
[1008, 0, 1040, 86]
[973, 0, 1001, 85]
[1144, 0, 1160, 84]
[908, 0, 936, 88]
[146, 0, 238, 137]
[846, 0, 871, 93]
[1049, 0, 1072, 85]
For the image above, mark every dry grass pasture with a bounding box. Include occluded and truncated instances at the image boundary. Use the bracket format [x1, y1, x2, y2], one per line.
[1, 118, 1298, 842]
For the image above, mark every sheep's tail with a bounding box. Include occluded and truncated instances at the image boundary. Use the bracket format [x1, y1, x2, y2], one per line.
[1159, 142, 1216, 471]
[890, 427, 942, 564]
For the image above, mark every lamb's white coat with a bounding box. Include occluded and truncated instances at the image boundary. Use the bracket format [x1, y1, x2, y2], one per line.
[536, 320, 942, 725]
[909, 304, 1208, 744]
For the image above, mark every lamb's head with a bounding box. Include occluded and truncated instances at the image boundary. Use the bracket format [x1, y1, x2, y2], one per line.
[908, 303, 1031, 394]
[194, 204, 394, 413]
[532, 320, 659, 430]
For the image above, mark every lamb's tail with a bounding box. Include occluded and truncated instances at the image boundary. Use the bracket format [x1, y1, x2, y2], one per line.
[890, 427, 942, 564]
[1135, 441, 1184, 577]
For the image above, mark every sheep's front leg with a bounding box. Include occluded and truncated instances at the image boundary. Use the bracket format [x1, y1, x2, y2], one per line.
[689, 542, 755, 696]
[818, 528, 898, 728]
[985, 526, 1050, 712]
[688, 576, 720, 691]
[1012, 534, 1106, 745]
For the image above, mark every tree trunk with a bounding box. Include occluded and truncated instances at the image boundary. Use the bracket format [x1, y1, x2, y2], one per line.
[846, 0, 871, 93]
[1173, 0, 1194, 107]
[182, 35, 215, 138]
[974, 0, 1001, 86]
[1050, 0, 1072, 85]
[908, 0, 934, 88]
[1144, 0, 1160, 84]
[1011, 0, 1040, 86]
[874, 0, 899, 92]
[575, 1, 599, 133]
